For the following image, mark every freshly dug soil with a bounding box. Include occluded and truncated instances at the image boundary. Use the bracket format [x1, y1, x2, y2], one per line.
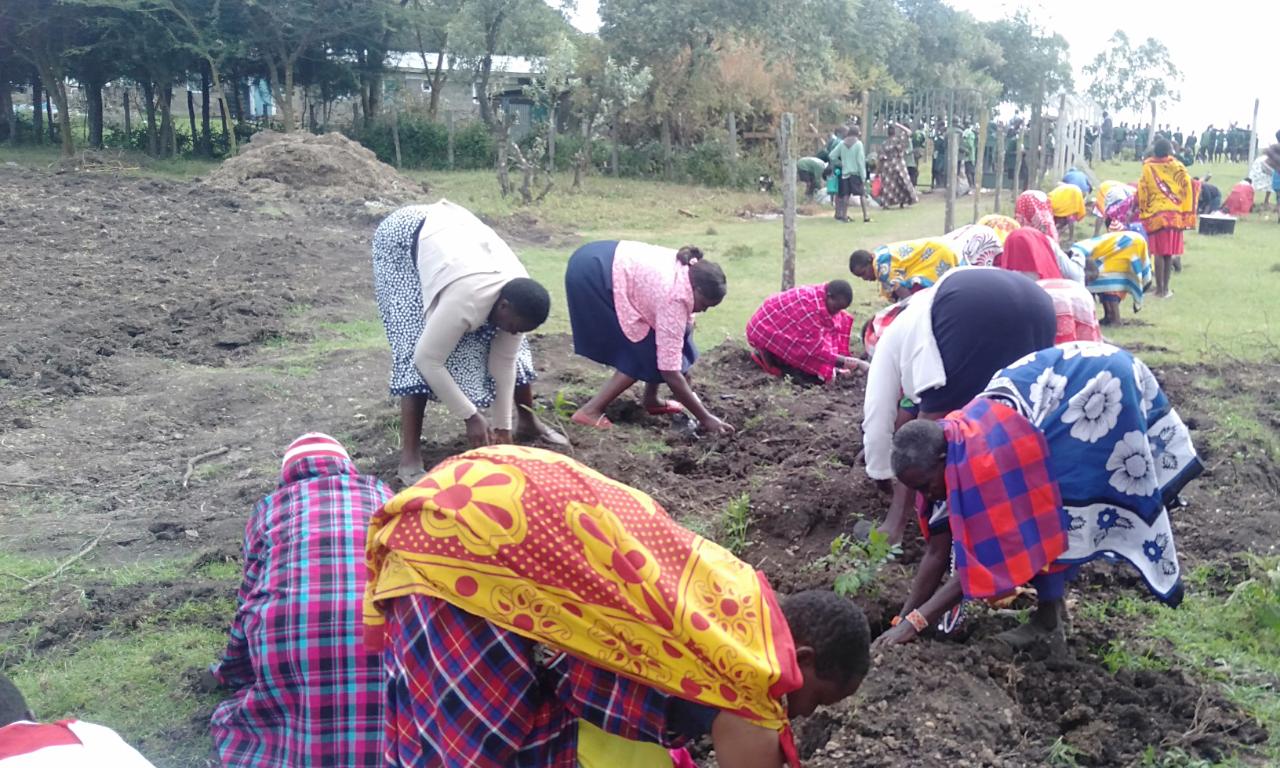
[206, 130, 427, 203]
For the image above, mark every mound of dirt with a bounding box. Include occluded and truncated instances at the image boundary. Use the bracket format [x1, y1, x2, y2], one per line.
[207, 131, 427, 203]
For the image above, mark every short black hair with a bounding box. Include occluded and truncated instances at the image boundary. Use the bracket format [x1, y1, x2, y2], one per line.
[781, 591, 870, 686]
[849, 249, 874, 273]
[1153, 136, 1173, 159]
[0, 673, 29, 727]
[891, 419, 947, 478]
[690, 260, 728, 304]
[824, 279, 853, 307]
[499, 277, 551, 327]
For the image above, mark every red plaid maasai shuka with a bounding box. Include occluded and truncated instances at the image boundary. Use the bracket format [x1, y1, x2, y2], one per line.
[381, 593, 698, 768]
[939, 399, 1068, 599]
[745, 285, 853, 381]
[211, 435, 393, 767]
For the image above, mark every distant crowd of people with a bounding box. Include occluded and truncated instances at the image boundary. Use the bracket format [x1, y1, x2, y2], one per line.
[1092, 112, 1260, 165]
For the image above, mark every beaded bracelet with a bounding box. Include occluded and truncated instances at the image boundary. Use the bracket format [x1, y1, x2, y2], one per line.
[905, 609, 929, 633]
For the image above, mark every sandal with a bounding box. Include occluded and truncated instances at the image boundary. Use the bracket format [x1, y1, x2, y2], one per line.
[570, 412, 613, 430]
[645, 401, 685, 416]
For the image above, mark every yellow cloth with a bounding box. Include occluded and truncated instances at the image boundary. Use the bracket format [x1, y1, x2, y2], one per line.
[363, 445, 801, 731]
[1138, 157, 1196, 232]
[1095, 180, 1122, 216]
[1072, 231, 1152, 308]
[577, 720, 675, 768]
[976, 214, 1019, 244]
[1049, 184, 1086, 222]
[873, 238, 962, 299]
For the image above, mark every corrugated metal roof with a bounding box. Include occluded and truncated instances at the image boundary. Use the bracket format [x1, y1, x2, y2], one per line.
[386, 52, 538, 75]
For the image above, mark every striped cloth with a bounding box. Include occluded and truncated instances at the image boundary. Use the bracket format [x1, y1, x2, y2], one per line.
[209, 434, 393, 767]
[381, 593, 698, 768]
[746, 285, 853, 382]
[1037, 279, 1102, 344]
[937, 399, 1069, 599]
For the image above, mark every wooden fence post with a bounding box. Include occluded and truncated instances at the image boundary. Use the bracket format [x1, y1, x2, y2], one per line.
[944, 92, 957, 232]
[1249, 98, 1260, 164]
[993, 124, 1005, 215]
[447, 112, 455, 169]
[973, 109, 988, 224]
[780, 113, 797, 290]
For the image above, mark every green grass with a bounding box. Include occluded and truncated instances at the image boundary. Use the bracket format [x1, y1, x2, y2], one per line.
[12, 621, 227, 766]
[719, 493, 753, 555]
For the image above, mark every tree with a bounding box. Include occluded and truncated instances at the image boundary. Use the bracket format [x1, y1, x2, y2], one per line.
[1, 0, 81, 157]
[448, 0, 565, 127]
[1084, 32, 1182, 117]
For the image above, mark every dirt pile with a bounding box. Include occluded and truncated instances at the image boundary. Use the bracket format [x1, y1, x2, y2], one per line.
[207, 131, 427, 203]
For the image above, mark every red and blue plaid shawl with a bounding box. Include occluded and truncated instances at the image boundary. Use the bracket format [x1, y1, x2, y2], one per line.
[382, 593, 702, 768]
[210, 442, 393, 768]
[940, 399, 1068, 599]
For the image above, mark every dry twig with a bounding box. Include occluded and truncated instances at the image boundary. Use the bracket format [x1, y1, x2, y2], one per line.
[182, 447, 229, 489]
[0, 480, 44, 489]
[22, 525, 111, 591]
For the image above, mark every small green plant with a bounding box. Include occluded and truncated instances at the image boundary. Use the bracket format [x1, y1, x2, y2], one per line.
[1047, 737, 1082, 767]
[719, 494, 752, 555]
[814, 529, 902, 598]
[1100, 639, 1170, 674]
[1139, 746, 1215, 767]
[552, 390, 579, 421]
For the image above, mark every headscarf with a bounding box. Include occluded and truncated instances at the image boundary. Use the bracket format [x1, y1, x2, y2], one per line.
[1015, 190, 1056, 237]
[976, 214, 1019, 244]
[942, 224, 1003, 267]
[997, 227, 1063, 281]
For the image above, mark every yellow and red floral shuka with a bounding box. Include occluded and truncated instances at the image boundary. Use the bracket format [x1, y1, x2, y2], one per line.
[364, 445, 802, 746]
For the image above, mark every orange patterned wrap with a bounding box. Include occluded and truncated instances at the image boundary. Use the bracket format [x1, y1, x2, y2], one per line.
[363, 445, 802, 733]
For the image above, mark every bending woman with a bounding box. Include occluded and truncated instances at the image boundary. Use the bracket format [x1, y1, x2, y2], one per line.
[565, 241, 734, 434]
[372, 201, 561, 486]
[849, 238, 963, 300]
[746, 280, 862, 384]
[1073, 230, 1152, 326]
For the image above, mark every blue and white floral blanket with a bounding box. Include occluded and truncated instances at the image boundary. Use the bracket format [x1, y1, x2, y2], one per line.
[980, 342, 1202, 605]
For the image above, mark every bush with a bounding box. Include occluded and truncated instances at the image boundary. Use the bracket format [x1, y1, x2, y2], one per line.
[349, 116, 493, 170]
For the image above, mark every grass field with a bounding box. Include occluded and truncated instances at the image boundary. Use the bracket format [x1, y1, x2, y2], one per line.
[2, 145, 1277, 765]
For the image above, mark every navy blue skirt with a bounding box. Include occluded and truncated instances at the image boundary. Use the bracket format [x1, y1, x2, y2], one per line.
[565, 241, 697, 384]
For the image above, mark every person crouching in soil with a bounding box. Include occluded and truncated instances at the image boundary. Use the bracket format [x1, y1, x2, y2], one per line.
[746, 280, 866, 384]
[849, 238, 963, 301]
[364, 446, 871, 768]
[564, 240, 734, 434]
[371, 200, 567, 487]
[873, 343, 1201, 652]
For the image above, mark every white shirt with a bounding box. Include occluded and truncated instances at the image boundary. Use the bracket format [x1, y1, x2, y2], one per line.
[0, 720, 155, 767]
[412, 200, 529, 429]
[860, 271, 954, 480]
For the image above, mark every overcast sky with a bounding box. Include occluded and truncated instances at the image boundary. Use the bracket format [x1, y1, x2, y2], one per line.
[565, 0, 1275, 142]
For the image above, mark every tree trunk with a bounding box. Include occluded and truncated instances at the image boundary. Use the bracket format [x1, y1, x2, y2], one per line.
[122, 88, 131, 142]
[661, 112, 673, 180]
[31, 74, 43, 145]
[609, 108, 620, 177]
[1028, 96, 1043, 190]
[186, 88, 197, 154]
[280, 58, 297, 131]
[264, 56, 282, 127]
[547, 95, 557, 171]
[477, 11, 505, 127]
[86, 78, 104, 149]
[142, 81, 158, 156]
[495, 112, 512, 196]
[390, 103, 402, 167]
[200, 64, 212, 156]
[159, 85, 174, 157]
[993, 124, 1005, 214]
[0, 80, 12, 143]
[573, 114, 593, 191]
[45, 92, 55, 144]
[1012, 127, 1025, 193]
[426, 45, 448, 120]
[206, 60, 237, 155]
[40, 67, 73, 157]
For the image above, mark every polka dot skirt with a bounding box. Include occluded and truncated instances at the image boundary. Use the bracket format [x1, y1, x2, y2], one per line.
[371, 205, 536, 404]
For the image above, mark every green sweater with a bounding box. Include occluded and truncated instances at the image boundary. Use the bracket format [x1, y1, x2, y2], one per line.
[796, 156, 827, 177]
[828, 140, 866, 179]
